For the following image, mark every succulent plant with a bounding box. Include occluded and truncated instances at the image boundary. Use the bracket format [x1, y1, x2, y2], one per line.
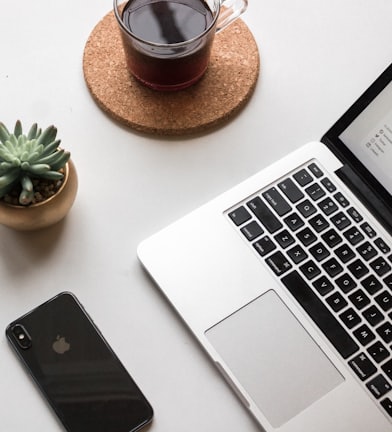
[0, 120, 70, 205]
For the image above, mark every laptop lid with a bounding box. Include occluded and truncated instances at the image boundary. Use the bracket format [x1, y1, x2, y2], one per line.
[321, 62, 392, 233]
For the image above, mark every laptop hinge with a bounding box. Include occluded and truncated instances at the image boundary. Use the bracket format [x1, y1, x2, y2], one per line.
[336, 164, 392, 236]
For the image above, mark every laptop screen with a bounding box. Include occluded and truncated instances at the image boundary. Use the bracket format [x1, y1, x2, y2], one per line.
[339, 81, 392, 194]
[322, 63, 392, 208]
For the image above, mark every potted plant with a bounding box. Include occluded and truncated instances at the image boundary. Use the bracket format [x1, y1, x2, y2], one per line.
[0, 120, 78, 231]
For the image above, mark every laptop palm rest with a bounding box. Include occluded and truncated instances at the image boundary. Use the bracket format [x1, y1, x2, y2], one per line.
[205, 290, 344, 427]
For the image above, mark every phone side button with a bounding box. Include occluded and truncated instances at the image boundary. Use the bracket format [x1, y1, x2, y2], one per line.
[214, 361, 251, 409]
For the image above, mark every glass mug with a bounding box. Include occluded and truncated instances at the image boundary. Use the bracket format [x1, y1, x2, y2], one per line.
[113, 0, 248, 91]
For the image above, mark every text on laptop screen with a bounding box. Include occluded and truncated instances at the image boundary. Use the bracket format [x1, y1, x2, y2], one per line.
[339, 81, 392, 193]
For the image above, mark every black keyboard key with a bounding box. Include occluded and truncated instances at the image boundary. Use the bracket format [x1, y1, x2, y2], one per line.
[278, 178, 304, 203]
[374, 237, 390, 254]
[241, 221, 264, 241]
[339, 307, 361, 329]
[381, 359, 392, 380]
[262, 187, 291, 216]
[336, 273, 356, 293]
[331, 212, 351, 230]
[326, 292, 348, 312]
[309, 242, 330, 262]
[293, 169, 313, 186]
[281, 271, 359, 359]
[321, 229, 342, 248]
[308, 163, 323, 178]
[343, 227, 365, 245]
[322, 258, 343, 277]
[299, 260, 321, 280]
[349, 289, 370, 310]
[318, 198, 339, 216]
[370, 257, 391, 277]
[321, 177, 336, 193]
[309, 214, 329, 233]
[366, 375, 392, 399]
[380, 398, 392, 418]
[362, 305, 384, 327]
[356, 241, 378, 261]
[361, 275, 382, 295]
[274, 229, 295, 249]
[228, 206, 251, 226]
[283, 212, 304, 232]
[361, 222, 377, 238]
[287, 244, 308, 264]
[349, 352, 377, 381]
[348, 259, 369, 279]
[296, 199, 317, 218]
[253, 236, 276, 257]
[374, 290, 392, 312]
[313, 276, 334, 296]
[347, 207, 363, 223]
[305, 183, 326, 201]
[353, 324, 375, 346]
[265, 251, 292, 276]
[247, 197, 283, 233]
[383, 397, 392, 420]
[376, 321, 392, 344]
[296, 227, 317, 246]
[383, 274, 392, 290]
[367, 341, 389, 363]
[333, 192, 349, 207]
[335, 244, 355, 264]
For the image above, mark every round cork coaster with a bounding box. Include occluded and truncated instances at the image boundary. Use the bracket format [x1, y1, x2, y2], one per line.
[83, 10, 260, 136]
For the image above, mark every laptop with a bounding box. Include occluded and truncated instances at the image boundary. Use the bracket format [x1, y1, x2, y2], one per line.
[138, 63, 392, 431]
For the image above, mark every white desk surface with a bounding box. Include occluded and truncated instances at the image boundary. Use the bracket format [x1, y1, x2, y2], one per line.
[1, 0, 392, 430]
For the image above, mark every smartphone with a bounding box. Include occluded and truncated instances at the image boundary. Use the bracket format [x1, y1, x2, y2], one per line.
[6, 291, 153, 432]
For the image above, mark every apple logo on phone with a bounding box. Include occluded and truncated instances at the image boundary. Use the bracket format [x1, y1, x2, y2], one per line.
[52, 335, 71, 354]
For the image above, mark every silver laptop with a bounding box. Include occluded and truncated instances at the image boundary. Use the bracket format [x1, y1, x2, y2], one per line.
[138, 63, 392, 431]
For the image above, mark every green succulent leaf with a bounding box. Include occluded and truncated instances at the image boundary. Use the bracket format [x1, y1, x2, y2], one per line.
[21, 175, 33, 193]
[19, 189, 34, 205]
[37, 125, 57, 146]
[9, 134, 18, 148]
[40, 139, 62, 157]
[0, 168, 19, 188]
[38, 149, 70, 169]
[38, 170, 64, 180]
[27, 123, 38, 140]
[0, 123, 10, 144]
[14, 120, 23, 138]
[27, 151, 41, 163]
[2, 139, 16, 155]
[0, 161, 13, 170]
[0, 147, 17, 163]
[24, 163, 51, 175]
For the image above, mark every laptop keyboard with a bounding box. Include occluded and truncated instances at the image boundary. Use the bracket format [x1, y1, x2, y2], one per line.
[227, 160, 392, 420]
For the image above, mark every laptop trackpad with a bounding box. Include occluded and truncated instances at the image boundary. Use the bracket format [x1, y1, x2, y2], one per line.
[205, 290, 344, 427]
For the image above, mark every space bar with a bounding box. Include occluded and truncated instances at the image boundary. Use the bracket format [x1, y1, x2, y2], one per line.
[281, 271, 359, 359]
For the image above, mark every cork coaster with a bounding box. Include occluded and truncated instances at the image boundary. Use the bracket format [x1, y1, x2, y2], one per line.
[83, 10, 260, 135]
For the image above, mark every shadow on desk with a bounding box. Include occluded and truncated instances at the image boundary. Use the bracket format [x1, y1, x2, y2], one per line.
[0, 218, 68, 278]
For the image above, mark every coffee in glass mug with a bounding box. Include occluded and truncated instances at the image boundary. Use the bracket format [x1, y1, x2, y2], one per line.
[114, 0, 248, 91]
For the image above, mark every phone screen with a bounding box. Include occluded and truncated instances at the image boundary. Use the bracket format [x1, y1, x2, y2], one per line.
[6, 292, 153, 432]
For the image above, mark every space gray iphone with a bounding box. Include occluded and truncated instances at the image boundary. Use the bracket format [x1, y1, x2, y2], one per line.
[6, 291, 153, 432]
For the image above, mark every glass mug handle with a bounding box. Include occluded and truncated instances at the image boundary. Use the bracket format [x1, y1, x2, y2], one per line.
[216, 0, 248, 33]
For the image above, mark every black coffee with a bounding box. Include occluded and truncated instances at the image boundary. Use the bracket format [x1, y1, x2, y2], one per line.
[122, 0, 214, 44]
[119, 0, 216, 90]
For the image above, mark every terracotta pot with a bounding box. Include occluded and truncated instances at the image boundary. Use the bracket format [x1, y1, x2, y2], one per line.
[0, 159, 78, 231]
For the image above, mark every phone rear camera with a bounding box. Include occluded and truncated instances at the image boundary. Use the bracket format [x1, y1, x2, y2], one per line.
[11, 324, 32, 349]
